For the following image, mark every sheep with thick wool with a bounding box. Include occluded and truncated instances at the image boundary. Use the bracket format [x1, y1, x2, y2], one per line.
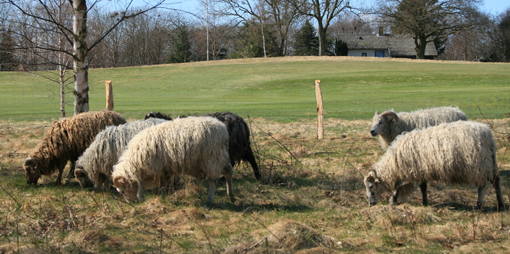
[23, 110, 127, 185]
[370, 107, 467, 149]
[364, 121, 504, 210]
[112, 116, 235, 203]
[145, 111, 261, 180]
[75, 118, 168, 189]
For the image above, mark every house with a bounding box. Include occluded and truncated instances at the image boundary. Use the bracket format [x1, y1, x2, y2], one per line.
[338, 27, 438, 59]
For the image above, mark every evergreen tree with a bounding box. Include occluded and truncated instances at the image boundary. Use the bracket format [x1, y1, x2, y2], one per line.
[167, 24, 192, 63]
[231, 22, 280, 59]
[294, 21, 319, 56]
[334, 39, 348, 56]
[0, 30, 17, 71]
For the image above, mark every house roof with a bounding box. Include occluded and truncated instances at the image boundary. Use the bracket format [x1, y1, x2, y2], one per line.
[338, 34, 438, 57]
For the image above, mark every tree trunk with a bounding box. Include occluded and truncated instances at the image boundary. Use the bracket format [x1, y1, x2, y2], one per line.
[58, 3, 66, 118]
[415, 36, 427, 59]
[318, 24, 326, 56]
[72, 0, 89, 115]
[260, 18, 267, 58]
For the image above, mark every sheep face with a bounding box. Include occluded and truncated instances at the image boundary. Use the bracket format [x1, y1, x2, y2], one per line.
[23, 158, 42, 185]
[113, 176, 143, 202]
[364, 171, 381, 206]
[370, 111, 397, 137]
[74, 166, 95, 188]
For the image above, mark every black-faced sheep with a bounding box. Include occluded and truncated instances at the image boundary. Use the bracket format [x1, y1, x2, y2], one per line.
[74, 118, 168, 189]
[370, 107, 468, 149]
[364, 121, 505, 210]
[145, 111, 261, 180]
[23, 110, 127, 185]
[112, 116, 235, 203]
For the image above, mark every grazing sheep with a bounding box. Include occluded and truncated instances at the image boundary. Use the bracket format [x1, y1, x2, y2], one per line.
[364, 121, 504, 210]
[74, 118, 168, 189]
[370, 107, 467, 149]
[112, 116, 235, 203]
[23, 110, 127, 185]
[145, 111, 261, 180]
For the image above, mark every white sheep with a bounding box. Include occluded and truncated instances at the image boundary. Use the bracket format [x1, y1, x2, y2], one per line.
[75, 118, 168, 189]
[112, 116, 235, 203]
[364, 121, 505, 210]
[370, 107, 467, 149]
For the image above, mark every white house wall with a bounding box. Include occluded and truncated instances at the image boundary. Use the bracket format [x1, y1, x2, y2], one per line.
[347, 49, 390, 57]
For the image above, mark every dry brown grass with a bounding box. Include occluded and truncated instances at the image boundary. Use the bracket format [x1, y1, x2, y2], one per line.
[0, 118, 509, 253]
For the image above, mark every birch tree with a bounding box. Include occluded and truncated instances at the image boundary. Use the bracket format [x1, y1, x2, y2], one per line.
[6, 0, 164, 115]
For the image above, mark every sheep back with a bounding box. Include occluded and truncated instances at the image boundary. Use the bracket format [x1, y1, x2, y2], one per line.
[75, 118, 168, 188]
[372, 107, 467, 149]
[374, 121, 497, 190]
[25, 110, 126, 184]
[112, 116, 230, 188]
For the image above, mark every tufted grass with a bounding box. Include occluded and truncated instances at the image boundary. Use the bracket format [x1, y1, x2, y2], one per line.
[0, 117, 509, 253]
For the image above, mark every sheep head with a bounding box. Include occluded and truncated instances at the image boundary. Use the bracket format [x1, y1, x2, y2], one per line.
[74, 166, 95, 189]
[370, 111, 399, 137]
[364, 170, 382, 206]
[113, 176, 144, 203]
[23, 158, 42, 185]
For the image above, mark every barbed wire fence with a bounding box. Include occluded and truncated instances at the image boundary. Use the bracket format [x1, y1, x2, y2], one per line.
[1, 80, 509, 137]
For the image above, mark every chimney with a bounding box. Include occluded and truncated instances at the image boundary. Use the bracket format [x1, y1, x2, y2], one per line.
[378, 27, 384, 36]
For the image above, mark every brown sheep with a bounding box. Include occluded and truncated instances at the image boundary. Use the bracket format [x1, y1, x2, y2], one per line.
[23, 110, 126, 185]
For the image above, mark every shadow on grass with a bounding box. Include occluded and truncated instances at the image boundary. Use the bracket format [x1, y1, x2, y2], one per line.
[436, 202, 507, 213]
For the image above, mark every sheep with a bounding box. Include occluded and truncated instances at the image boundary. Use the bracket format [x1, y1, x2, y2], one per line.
[145, 111, 261, 180]
[74, 118, 168, 189]
[144, 111, 173, 120]
[364, 121, 505, 210]
[370, 107, 468, 149]
[23, 110, 127, 185]
[112, 116, 235, 203]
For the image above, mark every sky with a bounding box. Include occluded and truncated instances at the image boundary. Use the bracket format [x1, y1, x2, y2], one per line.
[133, 0, 508, 17]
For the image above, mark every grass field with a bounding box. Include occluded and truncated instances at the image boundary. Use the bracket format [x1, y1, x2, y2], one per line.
[1, 56, 509, 121]
[1, 57, 510, 253]
[0, 117, 509, 253]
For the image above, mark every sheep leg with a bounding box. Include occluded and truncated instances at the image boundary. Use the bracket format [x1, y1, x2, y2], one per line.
[420, 182, 428, 206]
[207, 180, 217, 203]
[390, 181, 402, 205]
[390, 189, 400, 205]
[477, 185, 487, 209]
[66, 159, 77, 179]
[55, 159, 67, 185]
[494, 175, 505, 211]
[243, 145, 261, 180]
[160, 175, 172, 199]
[223, 165, 236, 203]
[137, 184, 145, 202]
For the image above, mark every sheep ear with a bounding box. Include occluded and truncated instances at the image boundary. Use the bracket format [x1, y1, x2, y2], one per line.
[374, 111, 379, 116]
[113, 176, 126, 187]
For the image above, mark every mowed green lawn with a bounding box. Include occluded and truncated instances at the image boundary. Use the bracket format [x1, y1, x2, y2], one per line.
[1, 56, 509, 121]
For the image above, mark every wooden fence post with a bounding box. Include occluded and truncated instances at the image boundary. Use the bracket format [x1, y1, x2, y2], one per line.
[315, 80, 324, 140]
[105, 80, 114, 111]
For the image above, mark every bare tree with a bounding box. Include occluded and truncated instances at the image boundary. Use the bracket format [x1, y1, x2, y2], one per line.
[219, 0, 270, 57]
[377, 0, 481, 59]
[6, 0, 164, 115]
[289, 0, 351, 56]
[263, 0, 300, 56]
